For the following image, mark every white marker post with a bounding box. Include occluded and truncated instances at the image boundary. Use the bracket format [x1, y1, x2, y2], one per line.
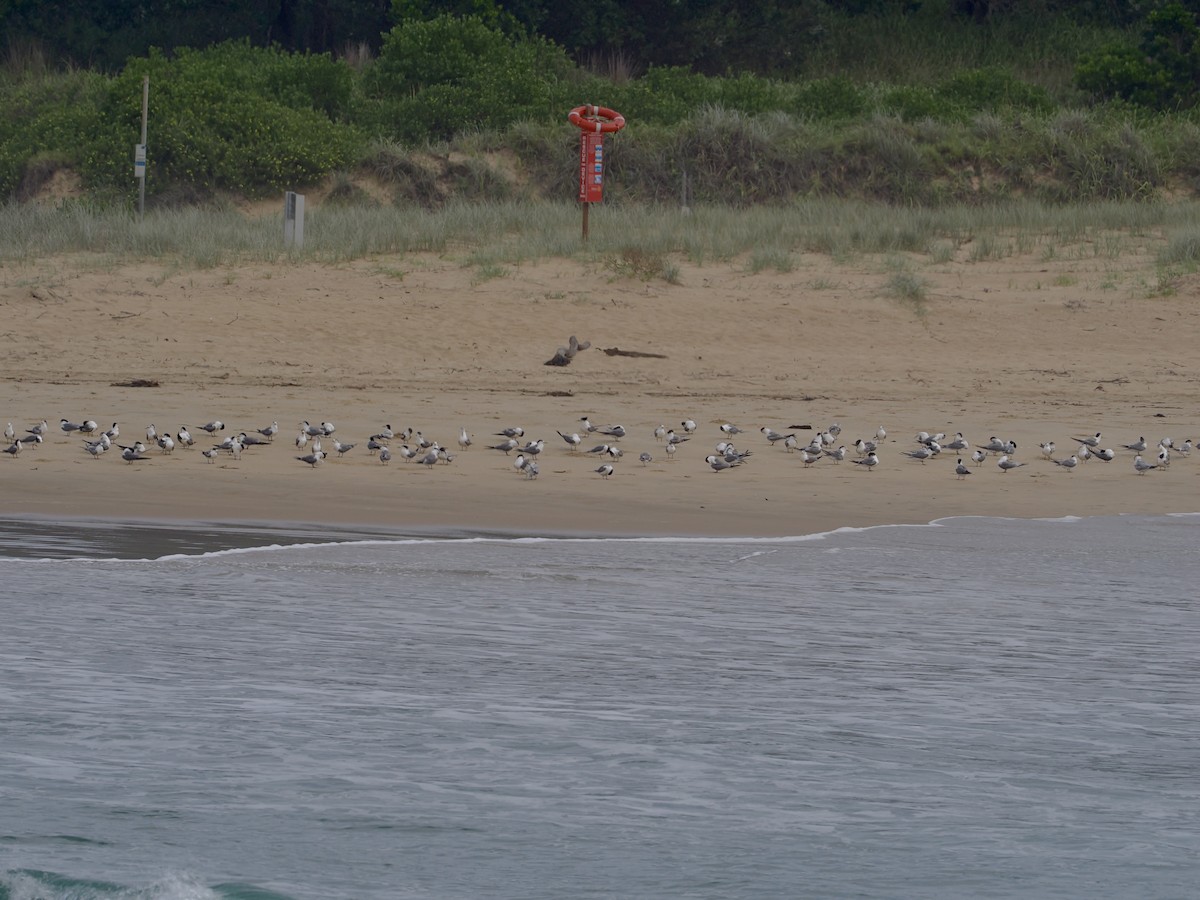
[135, 76, 148, 222]
[284, 191, 305, 249]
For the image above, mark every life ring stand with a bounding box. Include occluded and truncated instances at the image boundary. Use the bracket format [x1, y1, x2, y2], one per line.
[568, 105, 626, 134]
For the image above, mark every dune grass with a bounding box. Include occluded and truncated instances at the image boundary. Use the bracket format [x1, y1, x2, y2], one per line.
[3, 198, 1199, 277]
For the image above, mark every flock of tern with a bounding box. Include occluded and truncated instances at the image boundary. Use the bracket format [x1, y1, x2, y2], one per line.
[2, 415, 1191, 480]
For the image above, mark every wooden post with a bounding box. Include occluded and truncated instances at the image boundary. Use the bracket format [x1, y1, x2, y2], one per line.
[582, 202, 589, 242]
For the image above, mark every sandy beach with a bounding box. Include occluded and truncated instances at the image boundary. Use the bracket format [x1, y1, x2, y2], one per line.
[1, 236, 1197, 537]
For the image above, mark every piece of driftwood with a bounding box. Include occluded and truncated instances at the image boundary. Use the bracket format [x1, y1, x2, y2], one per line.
[601, 347, 668, 359]
[111, 379, 160, 387]
[544, 335, 591, 366]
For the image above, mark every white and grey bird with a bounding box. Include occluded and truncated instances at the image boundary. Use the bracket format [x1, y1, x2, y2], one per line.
[493, 425, 524, 439]
[366, 437, 384, 454]
[201, 420, 225, 435]
[28, 420, 49, 436]
[824, 445, 847, 463]
[1053, 455, 1079, 471]
[3, 422, 13, 442]
[972, 449, 988, 466]
[320, 422, 336, 436]
[783, 434, 799, 453]
[955, 458, 972, 479]
[706, 454, 740, 472]
[1093, 447, 1115, 462]
[639, 452, 653, 465]
[828, 422, 842, 438]
[598, 424, 627, 439]
[145, 423, 158, 443]
[1179, 439, 1193, 456]
[761, 427, 792, 444]
[295, 431, 309, 450]
[1077, 444, 1093, 463]
[524, 460, 539, 479]
[83, 440, 108, 460]
[1072, 432, 1102, 448]
[301, 421, 325, 437]
[157, 433, 175, 454]
[557, 431, 582, 450]
[876, 425, 888, 442]
[595, 463, 614, 479]
[417, 449, 441, 468]
[487, 438, 519, 455]
[333, 439, 355, 457]
[257, 421, 279, 441]
[1134, 455, 1158, 475]
[3, 440, 21, 458]
[1039, 441, 1056, 460]
[60, 418, 83, 434]
[944, 433, 969, 451]
[177, 426, 194, 448]
[122, 446, 149, 463]
[201, 448, 220, 463]
[903, 447, 935, 464]
[665, 430, 690, 445]
[413, 432, 434, 450]
[653, 424, 667, 442]
[378, 446, 392, 464]
[18, 433, 43, 447]
[1123, 436, 1147, 452]
[239, 433, 268, 448]
[80, 420, 98, 434]
[681, 419, 698, 434]
[665, 442, 677, 460]
[586, 443, 611, 456]
[458, 427, 473, 450]
[512, 453, 529, 474]
[997, 454, 1026, 473]
[578, 418, 596, 434]
[296, 450, 326, 469]
[720, 423, 744, 437]
[370, 425, 394, 442]
[520, 439, 545, 456]
[852, 451, 879, 471]
[800, 449, 822, 467]
[84, 433, 112, 452]
[105, 422, 120, 440]
[978, 436, 1007, 454]
[1157, 446, 1171, 467]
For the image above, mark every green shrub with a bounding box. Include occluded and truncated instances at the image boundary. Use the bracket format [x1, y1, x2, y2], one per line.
[1076, 3, 1200, 109]
[364, 14, 575, 141]
[89, 44, 363, 198]
[790, 77, 868, 120]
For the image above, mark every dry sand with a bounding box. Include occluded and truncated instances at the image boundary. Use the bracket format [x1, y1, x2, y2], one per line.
[1, 238, 1197, 537]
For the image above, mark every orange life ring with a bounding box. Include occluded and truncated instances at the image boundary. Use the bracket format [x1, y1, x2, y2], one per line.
[568, 105, 626, 134]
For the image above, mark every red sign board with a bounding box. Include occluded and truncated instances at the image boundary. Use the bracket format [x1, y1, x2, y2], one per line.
[578, 132, 605, 203]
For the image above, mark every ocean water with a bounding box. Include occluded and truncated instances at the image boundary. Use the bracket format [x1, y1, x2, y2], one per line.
[2, 514, 1199, 900]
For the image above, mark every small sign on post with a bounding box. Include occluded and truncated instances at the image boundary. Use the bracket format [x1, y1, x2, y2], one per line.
[134, 144, 146, 179]
[284, 191, 305, 249]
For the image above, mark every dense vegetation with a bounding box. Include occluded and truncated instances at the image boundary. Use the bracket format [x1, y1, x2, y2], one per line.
[5, 1, 1200, 209]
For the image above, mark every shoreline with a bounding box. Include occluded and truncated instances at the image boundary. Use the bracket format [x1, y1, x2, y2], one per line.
[1, 509, 1197, 563]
